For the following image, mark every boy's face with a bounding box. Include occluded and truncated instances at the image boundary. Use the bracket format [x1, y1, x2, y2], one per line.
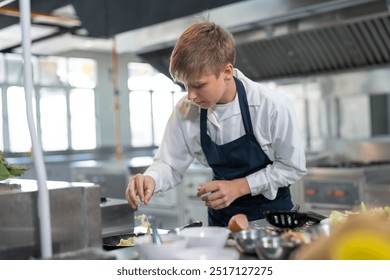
[184, 64, 235, 109]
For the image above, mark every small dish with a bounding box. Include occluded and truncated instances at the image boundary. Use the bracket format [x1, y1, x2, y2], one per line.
[255, 235, 300, 260]
[135, 234, 187, 260]
[179, 226, 230, 248]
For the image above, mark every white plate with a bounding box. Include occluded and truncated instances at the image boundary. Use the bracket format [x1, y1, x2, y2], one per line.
[174, 247, 239, 260]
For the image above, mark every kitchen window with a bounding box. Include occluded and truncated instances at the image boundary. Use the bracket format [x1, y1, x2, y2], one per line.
[39, 88, 68, 151]
[7, 86, 35, 152]
[69, 88, 96, 150]
[128, 63, 185, 147]
[0, 55, 3, 81]
[1, 54, 97, 153]
[0, 54, 3, 150]
[0, 88, 3, 151]
[129, 90, 153, 147]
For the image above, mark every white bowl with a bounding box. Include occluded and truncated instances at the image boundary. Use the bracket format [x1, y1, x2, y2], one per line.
[179, 226, 230, 248]
[134, 234, 187, 260]
[174, 247, 239, 260]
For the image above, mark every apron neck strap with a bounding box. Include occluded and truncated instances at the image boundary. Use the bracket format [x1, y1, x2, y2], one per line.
[234, 76, 254, 135]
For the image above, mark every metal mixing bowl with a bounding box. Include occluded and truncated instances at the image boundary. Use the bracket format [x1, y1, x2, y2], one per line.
[255, 235, 300, 260]
[304, 222, 330, 241]
[232, 229, 274, 254]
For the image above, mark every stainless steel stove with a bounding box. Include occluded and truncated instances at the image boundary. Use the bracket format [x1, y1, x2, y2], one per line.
[300, 160, 390, 216]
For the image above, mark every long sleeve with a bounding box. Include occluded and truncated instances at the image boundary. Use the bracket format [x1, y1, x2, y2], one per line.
[143, 69, 307, 198]
[144, 98, 200, 192]
[245, 94, 307, 200]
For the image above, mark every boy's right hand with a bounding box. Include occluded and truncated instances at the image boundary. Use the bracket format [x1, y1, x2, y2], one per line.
[125, 173, 156, 209]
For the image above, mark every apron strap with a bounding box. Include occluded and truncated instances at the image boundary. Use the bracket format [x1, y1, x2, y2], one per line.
[234, 77, 254, 135]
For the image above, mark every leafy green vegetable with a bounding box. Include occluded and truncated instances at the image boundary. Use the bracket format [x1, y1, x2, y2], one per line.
[0, 163, 11, 180]
[0, 150, 28, 181]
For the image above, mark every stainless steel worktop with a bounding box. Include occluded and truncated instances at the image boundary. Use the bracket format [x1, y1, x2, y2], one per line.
[0, 179, 101, 260]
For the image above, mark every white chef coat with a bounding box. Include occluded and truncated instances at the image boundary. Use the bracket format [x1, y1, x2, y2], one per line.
[144, 69, 307, 200]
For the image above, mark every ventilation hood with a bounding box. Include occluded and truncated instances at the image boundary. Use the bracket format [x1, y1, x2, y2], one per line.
[115, 0, 390, 81]
[1, 0, 389, 81]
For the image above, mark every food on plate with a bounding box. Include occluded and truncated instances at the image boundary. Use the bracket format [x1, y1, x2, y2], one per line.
[228, 214, 249, 232]
[117, 214, 151, 246]
[136, 214, 151, 235]
[117, 236, 137, 246]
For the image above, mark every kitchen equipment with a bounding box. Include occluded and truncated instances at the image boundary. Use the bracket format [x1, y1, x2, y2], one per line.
[232, 229, 273, 254]
[301, 159, 390, 216]
[168, 220, 202, 234]
[102, 233, 142, 251]
[0, 179, 101, 260]
[179, 226, 230, 248]
[264, 209, 326, 229]
[102, 221, 203, 250]
[303, 221, 331, 242]
[100, 197, 135, 237]
[255, 236, 300, 260]
[71, 160, 131, 200]
[134, 234, 187, 260]
[148, 216, 162, 245]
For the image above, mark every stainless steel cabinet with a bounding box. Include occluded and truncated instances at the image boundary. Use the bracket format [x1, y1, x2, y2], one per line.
[70, 160, 130, 199]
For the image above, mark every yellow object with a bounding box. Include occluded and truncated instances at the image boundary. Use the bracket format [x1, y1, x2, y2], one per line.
[296, 210, 390, 260]
[329, 202, 390, 225]
[331, 229, 390, 260]
[360, 201, 367, 213]
[117, 236, 137, 246]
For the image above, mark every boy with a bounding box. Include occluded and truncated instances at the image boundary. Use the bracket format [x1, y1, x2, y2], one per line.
[125, 19, 307, 226]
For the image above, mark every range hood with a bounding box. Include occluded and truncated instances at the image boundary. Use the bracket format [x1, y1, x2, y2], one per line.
[1, 0, 389, 81]
[116, 0, 390, 81]
[234, 9, 390, 81]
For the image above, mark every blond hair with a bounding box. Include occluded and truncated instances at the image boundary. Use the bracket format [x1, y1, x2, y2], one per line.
[169, 19, 236, 84]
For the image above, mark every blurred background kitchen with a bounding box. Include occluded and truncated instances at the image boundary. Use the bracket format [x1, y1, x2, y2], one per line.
[1, 0, 390, 259]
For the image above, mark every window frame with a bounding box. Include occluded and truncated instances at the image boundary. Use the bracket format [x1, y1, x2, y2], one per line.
[0, 54, 97, 154]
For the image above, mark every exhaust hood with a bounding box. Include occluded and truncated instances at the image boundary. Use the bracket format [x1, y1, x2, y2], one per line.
[115, 0, 390, 81]
[234, 10, 390, 81]
[1, 0, 389, 81]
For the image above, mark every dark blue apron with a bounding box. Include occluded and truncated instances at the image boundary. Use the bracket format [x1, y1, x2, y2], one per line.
[200, 76, 293, 227]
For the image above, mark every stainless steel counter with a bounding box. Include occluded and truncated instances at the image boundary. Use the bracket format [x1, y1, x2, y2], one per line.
[100, 197, 135, 237]
[0, 179, 101, 260]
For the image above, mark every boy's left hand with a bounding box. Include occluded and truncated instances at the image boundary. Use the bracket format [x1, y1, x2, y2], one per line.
[196, 178, 250, 210]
